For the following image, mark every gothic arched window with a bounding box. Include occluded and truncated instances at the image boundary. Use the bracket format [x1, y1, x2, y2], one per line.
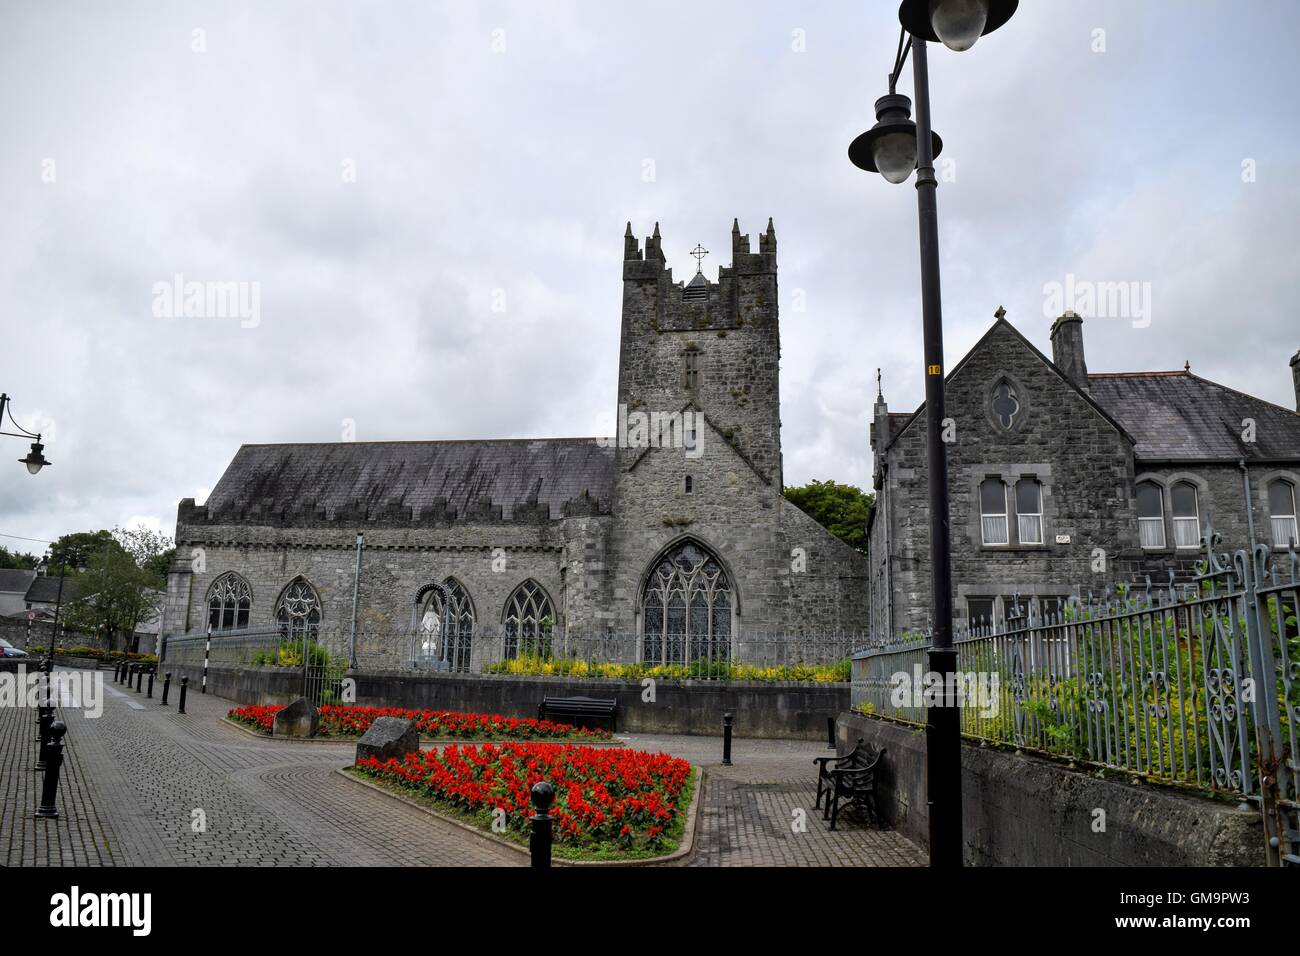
[275, 577, 321, 642]
[207, 572, 251, 632]
[641, 540, 732, 666]
[419, 578, 475, 673]
[502, 580, 554, 660]
[990, 379, 1021, 430]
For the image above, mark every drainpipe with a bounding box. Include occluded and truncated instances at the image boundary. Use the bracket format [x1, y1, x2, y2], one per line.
[349, 532, 364, 669]
[1239, 461, 1257, 552]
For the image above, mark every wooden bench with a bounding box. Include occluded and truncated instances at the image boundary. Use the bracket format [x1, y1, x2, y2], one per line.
[537, 695, 618, 733]
[813, 738, 884, 830]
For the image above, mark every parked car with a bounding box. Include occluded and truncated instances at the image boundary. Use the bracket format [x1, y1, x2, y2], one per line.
[0, 638, 28, 658]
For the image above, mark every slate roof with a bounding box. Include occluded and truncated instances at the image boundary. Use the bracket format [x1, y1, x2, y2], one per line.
[0, 569, 36, 593]
[24, 574, 84, 605]
[201, 438, 616, 523]
[1088, 372, 1300, 461]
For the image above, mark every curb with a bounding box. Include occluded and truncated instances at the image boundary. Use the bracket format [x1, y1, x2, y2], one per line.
[334, 763, 703, 867]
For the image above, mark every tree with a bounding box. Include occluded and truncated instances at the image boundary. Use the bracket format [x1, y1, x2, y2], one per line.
[61, 526, 172, 652]
[784, 480, 874, 552]
[0, 545, 39, 569]
[48, 530, 119, 574]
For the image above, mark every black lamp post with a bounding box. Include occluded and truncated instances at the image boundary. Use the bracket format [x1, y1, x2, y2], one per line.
[849, 0, 1018, 869]
[0, 393, 51, 474]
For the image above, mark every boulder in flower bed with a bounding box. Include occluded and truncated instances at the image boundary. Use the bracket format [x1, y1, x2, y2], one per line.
[356, 716, 419, 764]
[272, 697, 320, 738]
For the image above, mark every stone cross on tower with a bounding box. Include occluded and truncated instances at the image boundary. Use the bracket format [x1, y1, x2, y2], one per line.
[689, 243, 709, 275]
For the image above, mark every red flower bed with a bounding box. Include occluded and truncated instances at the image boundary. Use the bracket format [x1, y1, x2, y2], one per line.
[355, 742, 692, 852]
[226, 704, 610, 741]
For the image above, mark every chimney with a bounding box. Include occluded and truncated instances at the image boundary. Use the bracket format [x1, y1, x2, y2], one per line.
[1049, 311, 1089, 391]
[1291, 349, 1300, 412]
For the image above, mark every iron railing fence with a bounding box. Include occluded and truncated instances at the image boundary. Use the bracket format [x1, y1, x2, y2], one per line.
[161, 626, 349, 706]
[853, 527, 1299, 865]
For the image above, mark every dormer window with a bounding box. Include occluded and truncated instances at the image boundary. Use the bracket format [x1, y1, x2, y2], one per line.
[683, 349, 700, 390]
[990, 379, 1021, 430]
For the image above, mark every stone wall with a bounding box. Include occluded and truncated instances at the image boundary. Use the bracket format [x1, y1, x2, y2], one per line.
[164, 661, 847, 739]
[165, 519, 577, 667]
[0, 618, 99, 652]
[839, 712, 1264, 866]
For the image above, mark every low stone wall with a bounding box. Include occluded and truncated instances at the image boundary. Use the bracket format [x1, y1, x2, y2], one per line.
[162, 661, 846, 739]
[838, 712, 1264, 866]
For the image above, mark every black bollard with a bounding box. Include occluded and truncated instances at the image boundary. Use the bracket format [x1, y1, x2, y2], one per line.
[136, 666, 144, 692]
[722, 712, 734, 766]
[529, 781, 555, 868]
[178, 676, 188, 714]
[161, 673, 171, 706]
[827, 716, 836, 750]
[34, 720, 67, 819]
[146, 669, 154, 699]
[35, 703, 53, 771]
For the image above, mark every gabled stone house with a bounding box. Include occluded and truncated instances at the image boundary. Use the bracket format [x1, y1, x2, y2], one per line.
[868, 313, 1300, 637]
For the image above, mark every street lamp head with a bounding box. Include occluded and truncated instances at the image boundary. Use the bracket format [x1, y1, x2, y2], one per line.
[848, 93, 943, 184]
[21, 440, 50, 475]
[899, 0, 1018, 52]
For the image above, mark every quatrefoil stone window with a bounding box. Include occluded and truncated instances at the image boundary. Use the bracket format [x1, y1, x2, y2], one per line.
[991, 379, 1021, 430]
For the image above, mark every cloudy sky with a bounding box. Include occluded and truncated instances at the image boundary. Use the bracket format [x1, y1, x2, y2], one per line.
[1, 0, 1297, 551]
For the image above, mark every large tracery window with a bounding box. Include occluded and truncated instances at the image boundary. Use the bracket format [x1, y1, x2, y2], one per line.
[275, 577, 321, 642]
[503, 580, 554, 660]
[419, 578, 475, 673]
[641, 540, 732, 667]
[207, 572, 252, 632]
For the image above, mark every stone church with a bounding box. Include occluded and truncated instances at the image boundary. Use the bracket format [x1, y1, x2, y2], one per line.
[160, 220, 868, 669]
[868, 311, 1300, 637]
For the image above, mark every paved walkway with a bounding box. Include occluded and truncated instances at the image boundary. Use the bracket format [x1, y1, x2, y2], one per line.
[0, 668, 925, 867]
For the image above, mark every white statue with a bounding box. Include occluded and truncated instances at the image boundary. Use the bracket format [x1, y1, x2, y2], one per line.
[419, 609, 441, 658]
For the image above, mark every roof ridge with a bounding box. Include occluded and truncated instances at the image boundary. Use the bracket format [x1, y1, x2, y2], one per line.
[1089, 371, 1189, 379]
[237, 437, 607, 449]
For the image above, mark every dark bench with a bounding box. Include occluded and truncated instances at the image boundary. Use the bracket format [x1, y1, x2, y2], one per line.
[537, 695, 618, 733]
[813, 738, 884, 830]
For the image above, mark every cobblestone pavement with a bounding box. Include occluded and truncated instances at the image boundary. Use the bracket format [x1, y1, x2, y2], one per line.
[0, 668, 925, 867]
[622, 733, 927, 867]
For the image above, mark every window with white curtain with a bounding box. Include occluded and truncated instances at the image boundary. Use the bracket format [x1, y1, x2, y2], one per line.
[1015, 478, 1043, 545]
[1137, 481, 1165, 549]
[1171, 481, 1200, 549]
[1270, 479, 1298, 548]
[980, 478, 1009, 546]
